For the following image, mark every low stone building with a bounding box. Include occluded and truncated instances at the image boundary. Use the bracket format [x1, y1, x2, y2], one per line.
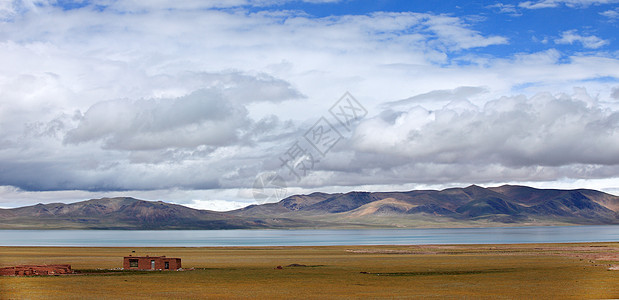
[0, 264, 73, 276]
[123, 255, 181, 270]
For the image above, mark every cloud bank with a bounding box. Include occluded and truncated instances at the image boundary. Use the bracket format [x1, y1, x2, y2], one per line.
[0, 0, 618, 209]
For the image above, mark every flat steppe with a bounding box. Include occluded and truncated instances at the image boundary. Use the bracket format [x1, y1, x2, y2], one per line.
[1, 243, 618, 299]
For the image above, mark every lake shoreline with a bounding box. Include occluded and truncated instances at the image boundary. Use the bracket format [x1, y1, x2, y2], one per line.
[1, 240, 618, 249]
[1, 225, 617, 247]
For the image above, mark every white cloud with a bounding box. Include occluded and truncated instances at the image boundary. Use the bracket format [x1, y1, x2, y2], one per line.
[519, 0, 619, 9]
[353, 88, 619, 169]
[0, 0, 14, 19]
[423, 15, 508, 50]
[487, 3, 523, 16]
[4, 0, 345, 14]
[383, 86, 488, 108]
[187, 199, 252, 211]
[600, 7, 619, 18]
[0, 185, 257, 210]
[63, 73, 302, 150]
[65, 91, 247, 150]
[555, 30, 609, 49]
[0, 1, 618, 209]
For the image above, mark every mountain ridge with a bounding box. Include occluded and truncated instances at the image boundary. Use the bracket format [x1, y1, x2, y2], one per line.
[0, 197, 264, 230]
[230, 184, 619, 227]
[1, 185, 617, 229]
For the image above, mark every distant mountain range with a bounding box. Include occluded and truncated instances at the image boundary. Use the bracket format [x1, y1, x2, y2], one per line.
[1, 185, 617, 229]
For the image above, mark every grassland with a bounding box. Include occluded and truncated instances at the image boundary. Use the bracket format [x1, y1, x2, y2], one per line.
[1, 243, 618, 299]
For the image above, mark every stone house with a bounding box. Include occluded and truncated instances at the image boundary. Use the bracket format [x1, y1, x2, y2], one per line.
[123, 255, 181, 270]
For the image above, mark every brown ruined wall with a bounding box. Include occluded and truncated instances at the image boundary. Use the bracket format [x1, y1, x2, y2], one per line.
[0, 265, 72, 276]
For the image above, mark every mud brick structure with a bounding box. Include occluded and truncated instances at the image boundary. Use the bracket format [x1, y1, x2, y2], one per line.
[0, 264, 73, 276]
[123, 255, 181, 270]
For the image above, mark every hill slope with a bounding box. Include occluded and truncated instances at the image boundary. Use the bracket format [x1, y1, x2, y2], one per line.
[0, 197, 262, 229]
[1, 185, 617, 229]
[231, 185, 619, 227]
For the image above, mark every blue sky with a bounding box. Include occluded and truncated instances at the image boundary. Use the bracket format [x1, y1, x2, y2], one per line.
[270, 0, 614, 57]
[0, 0, 618, 210]
[274, 0, 619, 59]
[46, 0, 619, 58]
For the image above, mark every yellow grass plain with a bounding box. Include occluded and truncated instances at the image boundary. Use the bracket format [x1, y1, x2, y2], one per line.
[1, 243, 618, 299]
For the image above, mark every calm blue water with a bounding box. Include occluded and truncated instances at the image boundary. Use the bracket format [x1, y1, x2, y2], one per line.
[0, 226, 617, 247]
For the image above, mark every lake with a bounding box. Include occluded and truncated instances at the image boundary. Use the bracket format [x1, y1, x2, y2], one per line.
[0, 225, 617, 247]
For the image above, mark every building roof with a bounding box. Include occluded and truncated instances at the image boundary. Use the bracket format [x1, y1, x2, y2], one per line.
[124, 255, 180, 259]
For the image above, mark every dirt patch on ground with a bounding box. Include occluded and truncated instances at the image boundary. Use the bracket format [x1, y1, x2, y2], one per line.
[347, 244, 619, 263]
[346, 249, 438, 255]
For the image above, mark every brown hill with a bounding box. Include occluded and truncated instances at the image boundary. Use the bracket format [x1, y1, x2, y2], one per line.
[232, 185, 619, 226]
[1, 185, 617, 229]
[0, 197, 261, 229]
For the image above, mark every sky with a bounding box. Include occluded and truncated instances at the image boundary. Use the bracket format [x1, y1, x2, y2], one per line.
[1, 0, 619, 210]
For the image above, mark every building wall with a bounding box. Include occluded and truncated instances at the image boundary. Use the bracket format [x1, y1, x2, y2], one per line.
[123, 256, 181, 270]
[165, 258, 181, 270]
[0, 265, 72, 276]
